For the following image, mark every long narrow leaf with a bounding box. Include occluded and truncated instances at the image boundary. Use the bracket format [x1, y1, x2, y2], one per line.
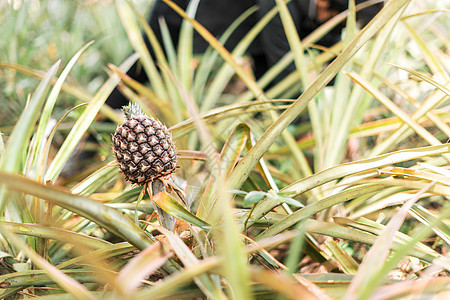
[0, 221, 111, 250]
[283, 144, 449, 196]
[152, 191, 210, 229]
[31, 42, 93, 180]
[0, 61, 60, 212]
[114, 242, 173, 295]
[0, 223, 96, 300]
[45, 54, 138, 182]
[116, 0, 167, 100]
[0, 171, 153, 250]
[227, 0, 412, 191]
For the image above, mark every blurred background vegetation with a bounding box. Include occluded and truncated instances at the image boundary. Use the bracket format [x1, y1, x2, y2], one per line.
[0, 0, 148, 127]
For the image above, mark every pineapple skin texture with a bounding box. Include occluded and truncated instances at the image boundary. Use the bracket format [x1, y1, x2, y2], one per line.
[112, 115, 177, 185]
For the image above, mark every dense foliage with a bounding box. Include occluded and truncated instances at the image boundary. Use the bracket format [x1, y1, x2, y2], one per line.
[0, 0, 449, 299]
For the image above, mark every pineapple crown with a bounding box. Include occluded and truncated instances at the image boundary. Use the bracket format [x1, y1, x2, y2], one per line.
[122, 102, 145, 120]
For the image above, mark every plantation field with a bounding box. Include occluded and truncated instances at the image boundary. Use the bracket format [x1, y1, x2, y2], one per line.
[0, 0, 449, 299]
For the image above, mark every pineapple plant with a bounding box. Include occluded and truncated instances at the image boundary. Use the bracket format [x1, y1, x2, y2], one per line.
[112, 103, 177, 185]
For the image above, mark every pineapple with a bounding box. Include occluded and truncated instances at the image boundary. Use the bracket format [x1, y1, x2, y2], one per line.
[112, 103, 177, 185]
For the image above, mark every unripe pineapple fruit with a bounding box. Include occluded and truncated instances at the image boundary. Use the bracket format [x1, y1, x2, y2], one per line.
[112, 103, 177, 185]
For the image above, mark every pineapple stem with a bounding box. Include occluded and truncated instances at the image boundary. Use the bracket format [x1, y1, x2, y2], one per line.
[123, 102, 144, 120]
